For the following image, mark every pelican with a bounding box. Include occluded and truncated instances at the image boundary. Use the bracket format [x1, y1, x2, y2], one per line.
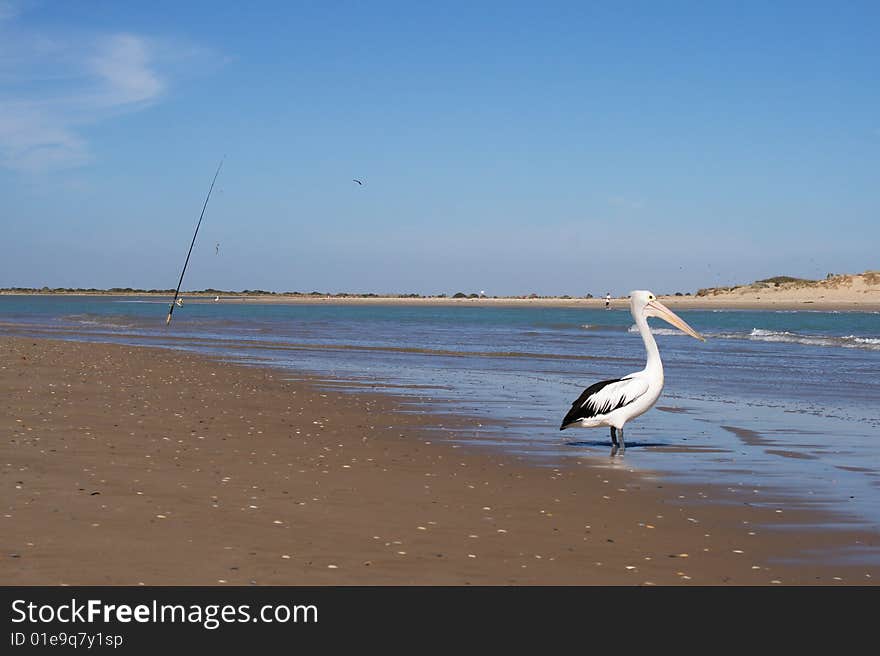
[560, 290, 705, 455]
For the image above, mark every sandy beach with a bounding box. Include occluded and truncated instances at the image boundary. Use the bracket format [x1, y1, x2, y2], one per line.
[2, 336, 876, 585]
[5, 272, 878, 312]
[3, 293, 876, 313]
[181, 294, 880, 312]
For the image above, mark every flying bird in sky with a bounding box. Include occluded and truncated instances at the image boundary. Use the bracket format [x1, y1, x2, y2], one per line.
[352, 179, 363, 185]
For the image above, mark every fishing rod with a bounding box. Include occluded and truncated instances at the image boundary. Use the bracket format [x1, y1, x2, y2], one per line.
[166, 158, 224, 325]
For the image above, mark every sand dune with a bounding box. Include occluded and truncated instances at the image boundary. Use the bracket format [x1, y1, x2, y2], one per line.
[662, 271, 880, 311]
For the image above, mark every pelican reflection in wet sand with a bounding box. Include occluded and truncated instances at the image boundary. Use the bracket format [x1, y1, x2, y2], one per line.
[560, 290, 705, 456]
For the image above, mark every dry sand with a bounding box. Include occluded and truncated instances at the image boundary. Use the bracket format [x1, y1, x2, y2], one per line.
[1, 336, 877, 585]
[6, 271, 880, 312]
[4, 271, 879, 312]
[661, 271, 880, 311]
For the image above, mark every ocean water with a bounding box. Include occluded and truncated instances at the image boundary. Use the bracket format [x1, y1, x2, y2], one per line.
[2, 295, 879, 534]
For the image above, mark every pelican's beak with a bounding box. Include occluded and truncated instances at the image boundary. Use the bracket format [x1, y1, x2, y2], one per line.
[646, 300, 705, 341]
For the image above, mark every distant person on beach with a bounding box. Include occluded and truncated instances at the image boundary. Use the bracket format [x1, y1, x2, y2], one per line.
[605, 293, 611, 309]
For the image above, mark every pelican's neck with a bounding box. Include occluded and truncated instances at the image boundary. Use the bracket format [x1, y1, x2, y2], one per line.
[633, 310, 663, 376]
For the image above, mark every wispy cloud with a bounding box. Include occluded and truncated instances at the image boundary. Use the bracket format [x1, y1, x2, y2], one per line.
[0, 104, 88, 171]
[89, 34, 164, 107]
[0, 17, 169, 172]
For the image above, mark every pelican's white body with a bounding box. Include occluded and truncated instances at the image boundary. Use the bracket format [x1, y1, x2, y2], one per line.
[572, 370, 662, 430]
[562, 290, 703, 438]
[570, 303, 665, 430]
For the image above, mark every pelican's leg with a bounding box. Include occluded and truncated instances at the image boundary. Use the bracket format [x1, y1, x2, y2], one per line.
[618, 428, 625, 454]
[610, 427, 619, 457]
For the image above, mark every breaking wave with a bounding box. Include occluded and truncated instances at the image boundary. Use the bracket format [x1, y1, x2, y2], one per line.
[740, 328, 880, 351]
[625, 323, 880, 351]
[61, 314, 136, 330]
[628, 325, 687, 336]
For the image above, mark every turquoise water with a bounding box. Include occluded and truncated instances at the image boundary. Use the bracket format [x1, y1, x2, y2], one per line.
[2, 295, 879, 535]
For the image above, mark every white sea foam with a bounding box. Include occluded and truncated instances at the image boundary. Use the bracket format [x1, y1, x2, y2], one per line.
[743, 328, 880, 351]
[850, 336, 880, 346]
[628, 325, 685, 336]
[64, 314, 135, 330]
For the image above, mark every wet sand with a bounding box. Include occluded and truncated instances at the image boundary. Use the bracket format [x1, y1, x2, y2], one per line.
[1, 336, 877, 585]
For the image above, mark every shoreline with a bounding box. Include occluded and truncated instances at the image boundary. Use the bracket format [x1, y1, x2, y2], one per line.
[2, 291, 878, 312]
[1, 335, 878, 585]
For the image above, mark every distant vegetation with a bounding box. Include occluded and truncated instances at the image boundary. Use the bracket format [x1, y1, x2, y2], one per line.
[7, 273, 876, 299]
[695, 286, 734, 296]
[0, 287, 464, 298]
[695, 271, 880, 297]
[0, 286, 177, 294]
[755, 276, 815, 285]
[0, 286, 682, 300]
[698, 275, 815, 296]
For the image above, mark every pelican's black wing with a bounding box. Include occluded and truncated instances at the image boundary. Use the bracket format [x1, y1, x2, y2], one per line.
[559, 377, 648, 430]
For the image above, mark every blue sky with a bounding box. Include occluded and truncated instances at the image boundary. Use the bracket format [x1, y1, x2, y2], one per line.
[1, 1, 877, 296]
